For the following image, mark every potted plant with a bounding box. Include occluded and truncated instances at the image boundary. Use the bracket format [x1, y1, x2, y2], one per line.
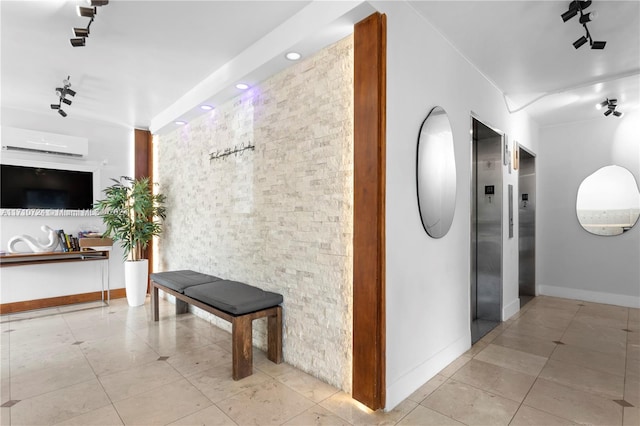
[94, 176, 166, 306]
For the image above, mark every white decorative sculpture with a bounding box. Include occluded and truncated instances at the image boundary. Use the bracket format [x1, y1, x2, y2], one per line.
[8, 225, 60, 253]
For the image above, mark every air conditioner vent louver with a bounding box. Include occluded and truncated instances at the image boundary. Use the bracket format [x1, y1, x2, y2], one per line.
[3, 145, 85, 158]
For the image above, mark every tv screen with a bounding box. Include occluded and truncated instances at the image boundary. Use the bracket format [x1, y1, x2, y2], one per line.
[1, 164, 94, 210]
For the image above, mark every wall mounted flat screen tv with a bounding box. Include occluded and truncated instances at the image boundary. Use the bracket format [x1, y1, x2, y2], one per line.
[1, 164, 94, 210]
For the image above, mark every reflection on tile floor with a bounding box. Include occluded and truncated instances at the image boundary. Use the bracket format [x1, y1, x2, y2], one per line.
[0, 296, 638, 425]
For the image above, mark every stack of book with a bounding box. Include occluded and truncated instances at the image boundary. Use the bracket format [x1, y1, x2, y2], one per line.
[56, 229, 81, 252]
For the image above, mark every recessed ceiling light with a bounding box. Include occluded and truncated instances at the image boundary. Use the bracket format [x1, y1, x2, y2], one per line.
[285, 52, 301, 61]
[235, 83, 249, 90]
[175, 120, 187, 125]
[200, 105, 214, 111]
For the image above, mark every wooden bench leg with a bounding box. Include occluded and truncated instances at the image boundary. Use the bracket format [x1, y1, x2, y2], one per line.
[268, 306, 283, 364]
[151, 283, 159, 322]
[232, 315, 253, 380]
[175, 298, 189, 315]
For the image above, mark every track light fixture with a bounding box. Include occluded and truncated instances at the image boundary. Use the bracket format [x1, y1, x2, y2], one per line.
[70, 37, 86, 47]
[70, 1, 108, 47]
[561, 0, 606, 50]
[561, 1, 592, 22]
[73, 27, 89, 37]
[573, 36, 588, 49]
[596, 98, 623, 117]
[50, 76, 75, 118]
[76, 6, 95, 18]
[579, 11, 597, 23]
[561, 8, 578, 23]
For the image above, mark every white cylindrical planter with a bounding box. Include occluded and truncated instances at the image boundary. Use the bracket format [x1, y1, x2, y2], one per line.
[124, 259, 148, 307]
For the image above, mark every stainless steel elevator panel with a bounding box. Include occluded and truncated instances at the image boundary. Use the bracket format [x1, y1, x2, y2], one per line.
[518, 149, 536, 300]
[471, 118, 503, 342]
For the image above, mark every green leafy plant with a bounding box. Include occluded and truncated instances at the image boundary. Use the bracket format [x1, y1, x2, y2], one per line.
[94, 176, 166, 261]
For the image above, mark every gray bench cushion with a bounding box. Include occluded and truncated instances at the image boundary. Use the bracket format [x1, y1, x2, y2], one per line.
[184, 280, 283, 315]
[150, 270, 221, 293]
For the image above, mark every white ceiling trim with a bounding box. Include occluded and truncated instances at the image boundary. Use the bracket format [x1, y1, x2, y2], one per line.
[150, 0, 371, 134]
[503, 68, 640, 114]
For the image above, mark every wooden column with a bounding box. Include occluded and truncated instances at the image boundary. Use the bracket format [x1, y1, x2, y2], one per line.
[353, 12, 386, 410]
[134, 129, 154, 290]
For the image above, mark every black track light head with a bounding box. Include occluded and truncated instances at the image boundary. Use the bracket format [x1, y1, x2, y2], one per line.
[573, 35, 588, 49]
[77, 6, 96, 18]
[591, 40, 606, 49]
[596, 100, 608, 110]
[58, 109, 67, 117]
[579, 11, 597, 23]
[50, 104, 60, 110]
[62, 98, 72, 106]
[73, 27, 89, 37]
[562, 8, 578, 22]
[87, 0, 109, 5]
[70, 37, 86, 47]
[604, 109, 612, 116]
[613, 111, 623, 117]
[66, 88, 76, 97]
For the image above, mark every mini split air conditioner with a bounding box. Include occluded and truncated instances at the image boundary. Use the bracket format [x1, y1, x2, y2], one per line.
[1, 127, 88, 158]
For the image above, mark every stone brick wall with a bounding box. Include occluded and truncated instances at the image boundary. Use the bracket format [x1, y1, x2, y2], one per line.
[155, 35, 354, 391]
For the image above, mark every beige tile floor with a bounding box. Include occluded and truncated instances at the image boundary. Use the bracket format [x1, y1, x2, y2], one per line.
[0, 295, 638, 425]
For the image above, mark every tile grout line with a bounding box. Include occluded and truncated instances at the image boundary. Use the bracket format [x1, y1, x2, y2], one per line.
[621, 307, 630, 426]
[505, 300, 584, 426]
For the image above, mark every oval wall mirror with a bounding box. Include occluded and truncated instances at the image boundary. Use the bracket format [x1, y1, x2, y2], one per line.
[416, 106, 457, 238]
[576, 165, 640, 236]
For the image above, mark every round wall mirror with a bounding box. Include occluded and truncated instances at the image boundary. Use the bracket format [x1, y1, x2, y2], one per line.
[416, 106, 457, 238]
[576, 165, 640, 236]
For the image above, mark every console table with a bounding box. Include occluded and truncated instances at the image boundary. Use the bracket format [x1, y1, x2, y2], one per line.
[0, 249, 111, 308]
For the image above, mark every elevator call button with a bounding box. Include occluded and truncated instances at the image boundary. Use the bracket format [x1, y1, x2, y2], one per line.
[485, 185, 495, 195]
[522, 194, 529, 201]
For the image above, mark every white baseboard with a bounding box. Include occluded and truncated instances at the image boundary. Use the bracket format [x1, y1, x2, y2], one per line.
[502, 298, 520, 321]
[385, 335, 469, 411]
[539, 285, 640, 308]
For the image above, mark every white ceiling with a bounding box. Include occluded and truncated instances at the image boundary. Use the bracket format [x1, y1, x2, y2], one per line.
[1, 1, 639, 133]
[410, 0, 640, 126]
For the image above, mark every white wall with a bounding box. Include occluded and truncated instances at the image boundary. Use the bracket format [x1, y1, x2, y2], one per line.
[0, 108, 132, 302]
[538, 110, 640, 307]
[371, 1, 539, 410]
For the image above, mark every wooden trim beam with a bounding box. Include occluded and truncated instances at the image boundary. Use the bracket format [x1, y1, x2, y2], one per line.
[0, 288, 127, 314]
[353, 12, 386, 410]
[134, 129, 154, 290]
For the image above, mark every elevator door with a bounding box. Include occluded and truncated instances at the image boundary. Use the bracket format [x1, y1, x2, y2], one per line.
[471, 118, 503, 344]
[518, 148, 536, 306]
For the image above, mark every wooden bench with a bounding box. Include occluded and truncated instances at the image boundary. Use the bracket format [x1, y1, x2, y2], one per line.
[150, 270, 283, 380]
